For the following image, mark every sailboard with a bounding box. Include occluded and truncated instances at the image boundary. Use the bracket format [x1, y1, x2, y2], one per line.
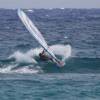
[17, 9, 64, 66]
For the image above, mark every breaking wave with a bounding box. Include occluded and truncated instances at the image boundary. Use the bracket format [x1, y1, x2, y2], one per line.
[0, 44, 71, 74]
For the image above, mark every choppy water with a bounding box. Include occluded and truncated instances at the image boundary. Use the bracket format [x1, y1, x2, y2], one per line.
[0, 8, 100, 99]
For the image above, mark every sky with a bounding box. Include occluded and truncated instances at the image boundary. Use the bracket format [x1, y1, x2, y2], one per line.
[0, 0, 100, 9]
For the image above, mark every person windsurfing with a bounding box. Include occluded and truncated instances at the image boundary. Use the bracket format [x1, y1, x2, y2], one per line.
[39, 50, 53, 61]
[39, 49, 64, 67]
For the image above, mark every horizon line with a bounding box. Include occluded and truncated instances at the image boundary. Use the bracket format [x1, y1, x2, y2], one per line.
[0, 7, 100, 10]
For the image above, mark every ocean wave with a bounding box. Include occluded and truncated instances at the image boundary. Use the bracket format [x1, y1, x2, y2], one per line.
[0, 65, 40, 74]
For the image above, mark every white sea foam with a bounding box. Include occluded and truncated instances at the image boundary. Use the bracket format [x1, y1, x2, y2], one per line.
[0, 44, 71, 74]
[26, 44, 71, 61]
[60, 8, 65, 10]
[27, 9, 34, 13]
[0, 65, 14, 73]
[0, 65, 39, 74]
[64, 36, 68, 39]
[8, 44, 71, 66]
[9, 51, 37, 64]
[24, 44, 71, 62]
[12, 67, 39, 74]
[49, 44, 71, 61]
[26, 48, 43, 57]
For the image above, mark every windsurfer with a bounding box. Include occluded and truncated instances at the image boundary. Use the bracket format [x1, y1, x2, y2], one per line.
[39, 50, 53, 61]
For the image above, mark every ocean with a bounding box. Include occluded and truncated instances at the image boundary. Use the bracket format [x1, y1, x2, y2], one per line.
[0, 8, 100, 100]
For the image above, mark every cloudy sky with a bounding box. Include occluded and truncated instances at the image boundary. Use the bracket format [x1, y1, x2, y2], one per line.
[0, 0, 100, 9]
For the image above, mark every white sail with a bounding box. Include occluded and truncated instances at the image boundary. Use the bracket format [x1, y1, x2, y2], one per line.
[17, 9, 58, 61]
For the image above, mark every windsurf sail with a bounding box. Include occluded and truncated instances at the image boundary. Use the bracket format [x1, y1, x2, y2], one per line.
[17, 9, 60, 64]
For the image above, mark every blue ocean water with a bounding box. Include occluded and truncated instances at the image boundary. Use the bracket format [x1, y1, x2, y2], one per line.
[0, 8, 100, 99]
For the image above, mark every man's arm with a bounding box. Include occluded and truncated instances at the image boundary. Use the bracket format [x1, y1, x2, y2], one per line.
[41, 49, 45, 55]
